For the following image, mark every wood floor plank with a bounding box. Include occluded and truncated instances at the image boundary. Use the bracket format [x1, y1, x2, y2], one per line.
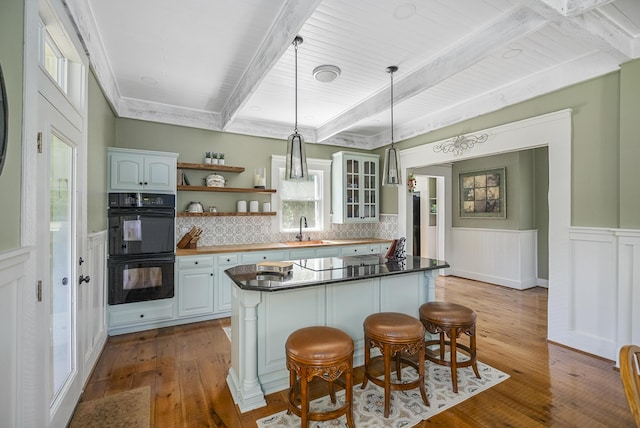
[76, 276, 637, 427]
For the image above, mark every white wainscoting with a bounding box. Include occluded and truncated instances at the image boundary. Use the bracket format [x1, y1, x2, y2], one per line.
[449, 228, 538, 289]
[616, 229, 640, 364]
[0, 247, 33, 428]
[80, 231, 108, 385]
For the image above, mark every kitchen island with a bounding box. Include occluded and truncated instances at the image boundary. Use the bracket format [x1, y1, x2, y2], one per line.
[224, 254, 449, 412]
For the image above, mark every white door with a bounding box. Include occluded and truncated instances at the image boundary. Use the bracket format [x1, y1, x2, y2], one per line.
[38, 93, 85, 427]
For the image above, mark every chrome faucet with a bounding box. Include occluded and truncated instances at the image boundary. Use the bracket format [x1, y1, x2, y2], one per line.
[296, 216, 307, 241]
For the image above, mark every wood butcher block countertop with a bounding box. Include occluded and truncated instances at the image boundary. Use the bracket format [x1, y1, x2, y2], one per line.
[175, 238, 392, 256]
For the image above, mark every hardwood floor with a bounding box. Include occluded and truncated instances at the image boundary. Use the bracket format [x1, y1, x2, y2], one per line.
[78, 276, 636, 427]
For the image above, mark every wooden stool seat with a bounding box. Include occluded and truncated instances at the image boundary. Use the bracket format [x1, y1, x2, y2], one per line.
[361, 312, 429, 418]
[419, 301, 481, 393]
[285, 326, 354, 427]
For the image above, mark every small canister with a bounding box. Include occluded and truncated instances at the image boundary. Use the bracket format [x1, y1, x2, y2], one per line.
[263, 202, 271, 213]
[249, 200, 259, 213]
[237, 200, 247, 212]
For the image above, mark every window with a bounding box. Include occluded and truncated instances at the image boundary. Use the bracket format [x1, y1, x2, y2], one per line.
[271, 155, 331, 232]
[42, 28, 68, 92]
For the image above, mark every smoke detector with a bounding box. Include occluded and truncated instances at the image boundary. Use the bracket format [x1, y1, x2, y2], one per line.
[313, 65, 341, 83]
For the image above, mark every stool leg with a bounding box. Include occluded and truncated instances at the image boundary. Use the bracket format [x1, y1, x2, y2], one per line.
[439, 332, 445, 360]
[361, 335, 370, 389]
[287, 369, 296, 415]
[383, 343, 392, 418]
[451, 327, 458, 393]
[418, 342, 429, 407]
[329, 380, 336, 404]
[345, 368, 355, 428]
[300, 367, 309, 428]
[395, 351, 402, 381]
[470, 331, 481, 379]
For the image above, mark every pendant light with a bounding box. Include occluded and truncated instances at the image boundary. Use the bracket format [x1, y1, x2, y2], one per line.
[285, 36, 308, 180]
[382, 65, 401, 186]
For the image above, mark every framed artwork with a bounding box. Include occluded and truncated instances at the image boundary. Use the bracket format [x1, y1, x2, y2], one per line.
[459, 167, 505, 218]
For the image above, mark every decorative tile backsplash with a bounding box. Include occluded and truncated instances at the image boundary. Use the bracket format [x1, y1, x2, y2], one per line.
[176, 214, 399, 246]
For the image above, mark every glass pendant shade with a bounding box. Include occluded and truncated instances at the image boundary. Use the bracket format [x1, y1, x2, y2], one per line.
[382, 145, 401, 186]
[285, 36, 308, 180]
[285, 131, 308, 180]
[382, 65, 401, 187]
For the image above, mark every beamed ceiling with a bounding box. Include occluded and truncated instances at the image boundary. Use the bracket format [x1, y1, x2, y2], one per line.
[64, 0, 640, 149]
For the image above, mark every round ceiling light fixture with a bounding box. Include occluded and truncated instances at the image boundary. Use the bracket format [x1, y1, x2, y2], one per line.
[313, 65, 341, 83]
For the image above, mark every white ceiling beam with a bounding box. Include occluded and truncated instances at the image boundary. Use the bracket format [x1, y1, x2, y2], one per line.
[366, 50, 622, 149]
[537, 0, 616, 17]
[315, 6, 548, 144]
[220, 0, 323, 131]
[527, 1, 633, 60]
[118, 98, 222, 130]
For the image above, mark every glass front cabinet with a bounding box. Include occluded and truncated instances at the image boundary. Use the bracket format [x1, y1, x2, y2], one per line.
[332, 151, 379, 223]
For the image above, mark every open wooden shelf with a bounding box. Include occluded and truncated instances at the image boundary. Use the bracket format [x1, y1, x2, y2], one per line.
[177, 162, 245, 173]
[177, 185, 276, 194]
[177, 211, 277, 217]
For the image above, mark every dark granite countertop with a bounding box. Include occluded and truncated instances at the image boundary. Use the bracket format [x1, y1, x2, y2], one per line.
[224, 254, 449, 292]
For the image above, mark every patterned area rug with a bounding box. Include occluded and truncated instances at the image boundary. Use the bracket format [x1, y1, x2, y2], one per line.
[223, 326, 232, 342]
[68, 386, 150, 428]
[256, 360, 509, 427]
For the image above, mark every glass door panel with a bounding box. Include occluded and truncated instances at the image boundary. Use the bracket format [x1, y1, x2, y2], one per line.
[49, 133, 74, 404]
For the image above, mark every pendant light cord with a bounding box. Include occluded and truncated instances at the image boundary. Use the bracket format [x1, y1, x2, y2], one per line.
[293, 37, 300, 133]
[386, 65, 398, 148]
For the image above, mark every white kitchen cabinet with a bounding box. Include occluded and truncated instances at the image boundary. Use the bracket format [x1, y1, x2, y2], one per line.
[339, 244, 370, 255]
[108, 299, 175, 329]
[332, 151, 379, 223]
[108, 147, 178, 193]
[177, 267, 215, 317]
[215, 253, 239, 314]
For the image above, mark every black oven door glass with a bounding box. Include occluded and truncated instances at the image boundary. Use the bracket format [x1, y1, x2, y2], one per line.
[109, 208, 175, 256]
[108, 255, 174, 305]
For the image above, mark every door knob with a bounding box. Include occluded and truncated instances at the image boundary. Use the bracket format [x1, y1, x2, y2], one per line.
[79, 275, 91, 284]
[62, 277, 68, 285]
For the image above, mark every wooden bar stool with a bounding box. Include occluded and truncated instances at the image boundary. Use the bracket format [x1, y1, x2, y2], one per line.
[361, 312, 429, 418]
[285, 326, 355, 428]
[419, 301, 481, 393]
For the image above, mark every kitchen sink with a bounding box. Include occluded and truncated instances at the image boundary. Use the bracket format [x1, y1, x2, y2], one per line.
[283, 240, 334, 246]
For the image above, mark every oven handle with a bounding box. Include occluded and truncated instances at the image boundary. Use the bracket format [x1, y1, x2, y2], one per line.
[108, 254, 176, 264]
[108, 208, 175, 217]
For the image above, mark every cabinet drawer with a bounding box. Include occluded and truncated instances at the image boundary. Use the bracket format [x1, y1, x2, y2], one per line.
[216, 253, 240, 266]
[340, 245, 370, 255]
[177, 256, 214, 269]
[242, 251, 287, 264]
[109, 301, 174, 327]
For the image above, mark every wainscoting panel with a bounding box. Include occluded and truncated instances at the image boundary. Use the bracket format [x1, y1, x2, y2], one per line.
[566, 229, 617, 359]
[616, 230, 640, 364]
[449, 228, 538, 289]
[0, 248, 32, 428]
[80, 231, 108, 385]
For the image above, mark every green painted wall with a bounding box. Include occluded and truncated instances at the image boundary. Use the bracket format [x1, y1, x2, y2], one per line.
[115, 118, 348, 213]
[619, 59, 640, 228]
[87, 71, 116, 233]
[452, 151, 535, 230]
[379, 72, 621, 229]
[0, 0, 24, 252]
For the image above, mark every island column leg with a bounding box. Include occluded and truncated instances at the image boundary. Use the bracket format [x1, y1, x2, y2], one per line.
[226, 288, 266, 412]
[423, 269, 438, 302]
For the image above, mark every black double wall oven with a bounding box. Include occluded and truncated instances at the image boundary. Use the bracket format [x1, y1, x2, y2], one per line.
[108, 192, 176, 305]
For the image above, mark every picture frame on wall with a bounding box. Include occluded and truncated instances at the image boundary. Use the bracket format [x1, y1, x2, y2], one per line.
[459, 167, 506, 218]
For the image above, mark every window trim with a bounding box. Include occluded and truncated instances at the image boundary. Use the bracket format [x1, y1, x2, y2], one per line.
[271, 155, 332, 233]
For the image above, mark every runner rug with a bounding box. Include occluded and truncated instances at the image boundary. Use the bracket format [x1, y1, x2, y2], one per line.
[68, 386, 150, 428]
[256, 359, 509, 427]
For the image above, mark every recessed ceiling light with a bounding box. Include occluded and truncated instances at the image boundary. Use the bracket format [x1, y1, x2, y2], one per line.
[313, 65, 341, 83]
[394, 3, 416, 20]
[502, 48, 523, 59]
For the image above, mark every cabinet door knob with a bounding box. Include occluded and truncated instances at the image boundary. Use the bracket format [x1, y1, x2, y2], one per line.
[210, 273, 214, 276]
[195, 261, 198, 264]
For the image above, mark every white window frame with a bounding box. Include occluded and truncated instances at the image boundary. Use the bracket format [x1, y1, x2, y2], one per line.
[271, 155, 331, 233]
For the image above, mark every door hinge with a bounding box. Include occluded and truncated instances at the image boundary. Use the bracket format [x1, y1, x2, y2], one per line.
[37, 132, 43, 154]
[36, 280, 42, 302]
